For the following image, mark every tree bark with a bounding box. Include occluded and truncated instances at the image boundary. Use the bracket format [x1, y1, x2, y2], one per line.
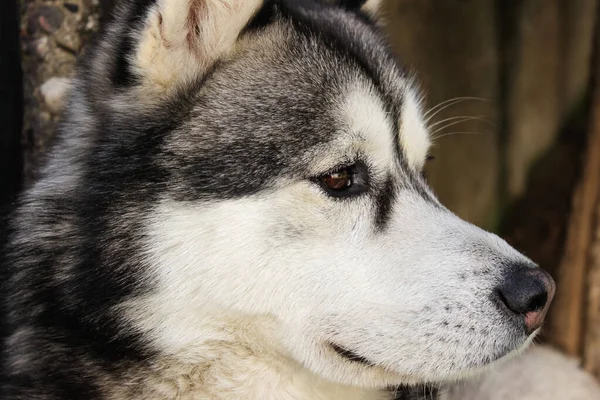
[586, 202, 600, 379]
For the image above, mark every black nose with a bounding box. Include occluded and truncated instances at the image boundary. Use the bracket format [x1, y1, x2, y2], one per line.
[495, 265, 555, 333]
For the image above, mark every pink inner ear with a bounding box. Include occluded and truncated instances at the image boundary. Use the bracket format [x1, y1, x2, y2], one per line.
[157, 13, 172, 49]
[221, 1, 238, 12]
[186, 0, 207, 51]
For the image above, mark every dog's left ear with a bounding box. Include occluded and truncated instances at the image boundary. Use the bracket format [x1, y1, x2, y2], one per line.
[339, 0, 382, 17]
[132, 0, 263, 93]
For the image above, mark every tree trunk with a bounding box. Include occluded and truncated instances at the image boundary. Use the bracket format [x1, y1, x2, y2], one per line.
[586, 201, 600, 379]
[19, 0, 100, 184]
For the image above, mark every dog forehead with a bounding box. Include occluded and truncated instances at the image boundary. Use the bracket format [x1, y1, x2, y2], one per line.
[189, 48, 398, 173]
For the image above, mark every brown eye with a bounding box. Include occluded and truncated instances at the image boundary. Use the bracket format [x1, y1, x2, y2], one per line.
[313, 162, 368, 199]
[321, 168, 352, 190]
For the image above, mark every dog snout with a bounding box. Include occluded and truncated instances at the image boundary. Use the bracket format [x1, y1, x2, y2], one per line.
[495, 265, 556, 333]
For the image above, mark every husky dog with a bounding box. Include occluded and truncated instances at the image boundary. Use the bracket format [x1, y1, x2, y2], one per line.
[1, 0, 556, 399]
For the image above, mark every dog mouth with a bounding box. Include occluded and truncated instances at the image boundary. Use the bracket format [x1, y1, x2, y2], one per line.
[330, 343, 376, 366]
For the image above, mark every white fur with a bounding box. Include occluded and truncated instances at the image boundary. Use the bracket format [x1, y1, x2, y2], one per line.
[442, 346, 600, 400]
[361, 0, 383, 17]
[300, 79, 397, 181]
[399, 86, 430, 170]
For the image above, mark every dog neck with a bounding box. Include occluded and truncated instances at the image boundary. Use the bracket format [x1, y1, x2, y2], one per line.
[115, 302, 389, 399]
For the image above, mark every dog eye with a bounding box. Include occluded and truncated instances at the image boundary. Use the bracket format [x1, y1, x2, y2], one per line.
[313, 162, 369, 198]
[321, 168, 352, 191]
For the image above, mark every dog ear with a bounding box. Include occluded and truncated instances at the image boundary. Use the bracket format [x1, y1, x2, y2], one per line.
[132, 0, 263, 92]
[360, 0, 382, 16]
[339, 0, 382, 17]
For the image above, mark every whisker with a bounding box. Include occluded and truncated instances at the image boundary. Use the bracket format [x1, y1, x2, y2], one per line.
[424, 97, 478, 117]
[424, 97, 488, 122]
[428, 382, 436, 400]
[429, 117, 495, 137]
[427, 115, 487, 130]
[431, 131, 482, 141]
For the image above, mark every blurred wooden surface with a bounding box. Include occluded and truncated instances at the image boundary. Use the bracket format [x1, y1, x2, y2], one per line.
[548, 53, 600, 358]
[504, 0, 561, 198]
[548, 11, 600, 375]
[586, 201, 600, 379]
[383, 0, 500, 229]
[582, 32, 600, 379]
[563, 0, 598, 113]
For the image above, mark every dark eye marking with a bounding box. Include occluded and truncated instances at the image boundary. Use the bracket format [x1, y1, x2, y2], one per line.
[374, 175, 396, 231]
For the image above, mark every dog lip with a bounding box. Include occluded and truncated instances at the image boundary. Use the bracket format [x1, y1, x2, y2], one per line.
[329, 343, 376, 367]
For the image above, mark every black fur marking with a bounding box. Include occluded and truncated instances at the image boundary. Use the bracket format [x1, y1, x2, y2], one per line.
[280, 0, 397, 92]
[404, 171, 441, 208]
[111, 0, 157, 87]
[60, 80, 206, 360]
[391, 385, 440, 400]
[3, 370, 102, 399]
[242, 1, 278, 34]
[374, 176, 396, 231]
[339, 0, 367, 10]
[168, 57, 344, 201]
[330, 343, 375, 366]
[1, 79, 203, 397]
[244, 1, 376, 34]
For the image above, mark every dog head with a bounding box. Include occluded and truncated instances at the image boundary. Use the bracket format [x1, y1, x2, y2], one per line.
[70, 0, 555, 389]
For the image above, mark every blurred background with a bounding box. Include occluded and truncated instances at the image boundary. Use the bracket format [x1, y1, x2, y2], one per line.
[1, 0, 599, 389]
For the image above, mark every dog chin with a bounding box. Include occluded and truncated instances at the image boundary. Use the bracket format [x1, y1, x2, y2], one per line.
[435, 329, 540, 385]
[485, 328, 540, 368]
[323, 328, 539, 390]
